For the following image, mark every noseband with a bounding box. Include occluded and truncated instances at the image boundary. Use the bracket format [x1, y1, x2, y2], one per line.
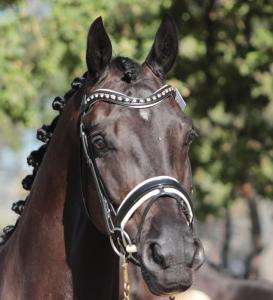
[80, 84, 192, 264]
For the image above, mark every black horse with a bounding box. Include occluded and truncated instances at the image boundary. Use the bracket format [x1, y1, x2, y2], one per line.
[0, 16, 204, 299]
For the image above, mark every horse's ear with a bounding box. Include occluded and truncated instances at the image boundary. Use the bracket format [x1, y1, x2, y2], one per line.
[86, 17, 112, 79]
[145, 15, 178, 78]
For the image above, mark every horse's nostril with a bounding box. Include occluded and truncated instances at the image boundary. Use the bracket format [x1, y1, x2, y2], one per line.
[191, 238, 205, 270]
[150, 243, 167, 268]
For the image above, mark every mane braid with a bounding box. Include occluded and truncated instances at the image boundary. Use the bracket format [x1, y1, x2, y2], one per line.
[113, 56, 140, 83]
[0, 72, 87, 246]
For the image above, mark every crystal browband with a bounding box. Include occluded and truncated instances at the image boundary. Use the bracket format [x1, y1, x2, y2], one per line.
[82, 84, 178, 112]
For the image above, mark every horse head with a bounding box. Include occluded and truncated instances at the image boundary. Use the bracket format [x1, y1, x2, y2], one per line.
[81, 16, 205, 296]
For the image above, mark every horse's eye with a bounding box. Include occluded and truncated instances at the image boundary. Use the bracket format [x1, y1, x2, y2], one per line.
[185, 129, 198, 146]
[91, 135, 107, 151]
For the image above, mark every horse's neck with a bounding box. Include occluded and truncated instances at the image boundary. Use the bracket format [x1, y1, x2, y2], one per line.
[0, 95, 119, 300]
[67, 215, 120, 300]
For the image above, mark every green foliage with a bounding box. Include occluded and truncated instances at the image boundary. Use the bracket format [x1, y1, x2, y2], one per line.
[170, 0, 273, 217]
[0, 0, 272, 217]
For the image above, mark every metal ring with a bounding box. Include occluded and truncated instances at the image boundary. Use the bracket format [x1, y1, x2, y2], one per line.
[110, 235, 125, 258]
[109, 227, 129, 258]
[120, 229, 140, 265]
[109, 227, 139, 264]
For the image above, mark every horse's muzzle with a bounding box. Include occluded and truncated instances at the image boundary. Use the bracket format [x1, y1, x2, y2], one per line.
[138, 199, 205, 295]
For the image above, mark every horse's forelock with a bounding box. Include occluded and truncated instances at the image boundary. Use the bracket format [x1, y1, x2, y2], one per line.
[112, 56, 140, 83]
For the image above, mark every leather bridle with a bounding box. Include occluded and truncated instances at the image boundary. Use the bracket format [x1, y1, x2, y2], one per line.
[80, 84, 193, 264]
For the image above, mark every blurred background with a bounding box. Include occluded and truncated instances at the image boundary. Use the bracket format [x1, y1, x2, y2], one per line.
[0, 0, 273, 282]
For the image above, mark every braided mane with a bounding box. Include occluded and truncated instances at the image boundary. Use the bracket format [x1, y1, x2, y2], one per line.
[0, 56, 138, 246]
[0, 72, 87, 246]
[114, 56, 140, 83]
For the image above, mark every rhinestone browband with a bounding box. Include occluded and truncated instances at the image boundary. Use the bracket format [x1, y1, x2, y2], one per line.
[82, 84, 176, 112]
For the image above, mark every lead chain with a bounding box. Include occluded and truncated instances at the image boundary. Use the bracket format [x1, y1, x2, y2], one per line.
[122, 259, 130, 300]
[122, 257, 175, 300]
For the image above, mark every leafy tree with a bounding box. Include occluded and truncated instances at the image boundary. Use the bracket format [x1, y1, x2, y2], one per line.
[168, 0, 273, 217]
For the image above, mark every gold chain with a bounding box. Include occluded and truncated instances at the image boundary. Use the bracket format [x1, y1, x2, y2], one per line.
[122, 260, 130, 300]
[122, 258, 176, 300]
